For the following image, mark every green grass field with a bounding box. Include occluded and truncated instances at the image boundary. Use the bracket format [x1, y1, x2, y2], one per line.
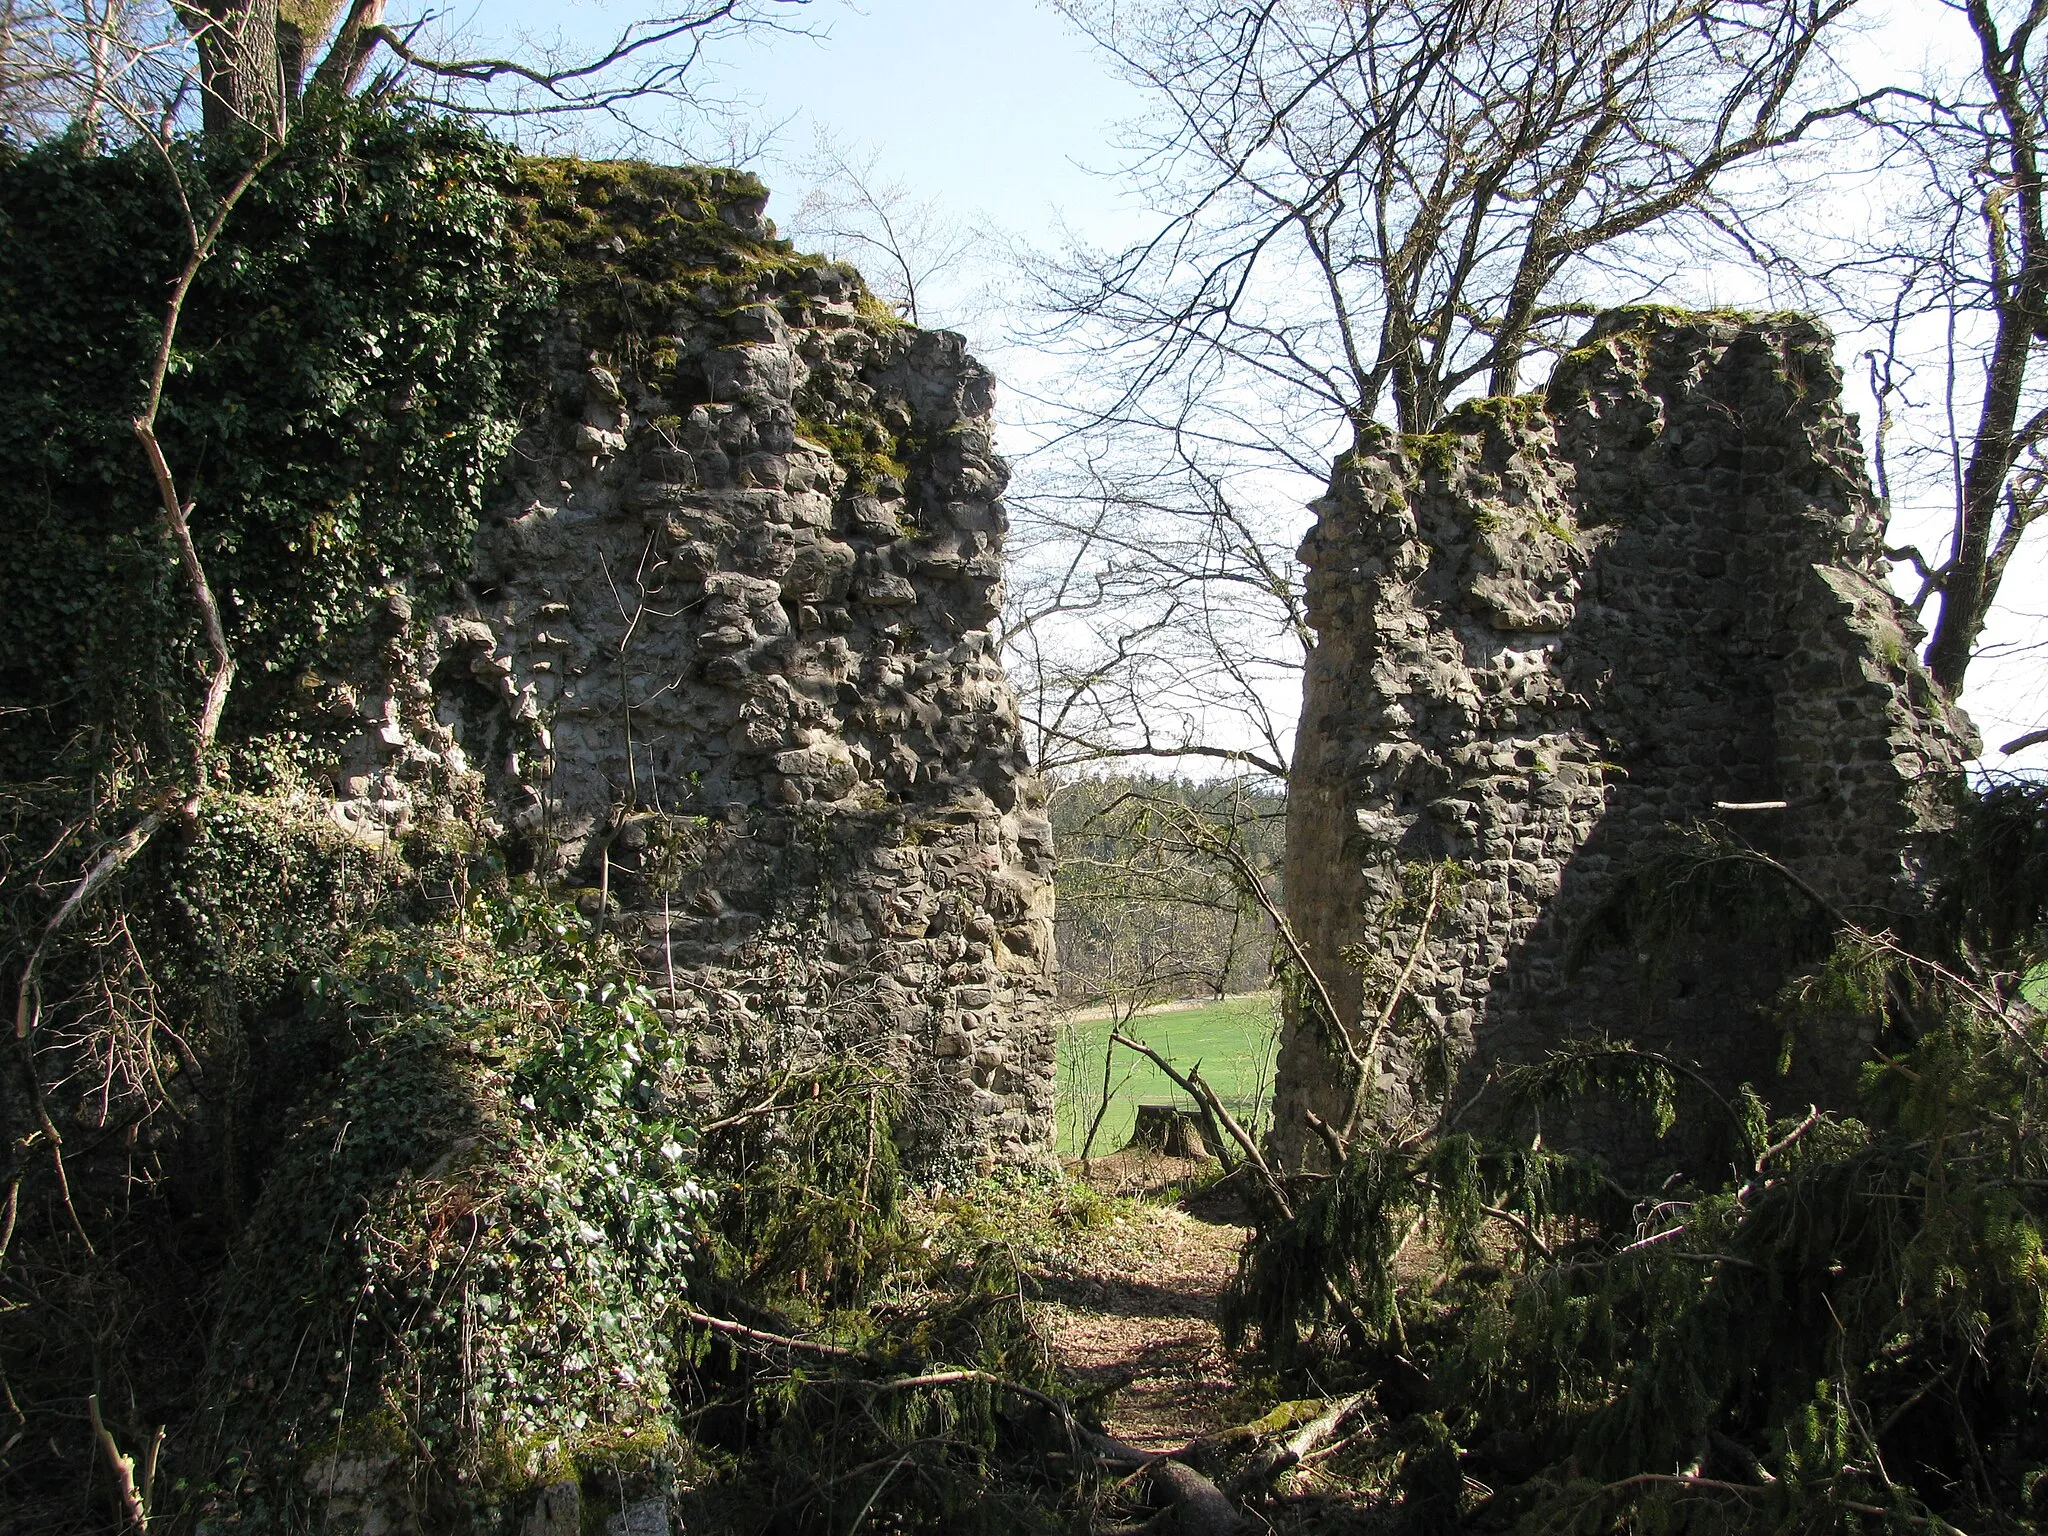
[1054, 993, 1281, 1158]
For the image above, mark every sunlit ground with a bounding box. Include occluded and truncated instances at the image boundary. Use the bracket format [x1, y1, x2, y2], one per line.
[1055, 993, 1280, 1158]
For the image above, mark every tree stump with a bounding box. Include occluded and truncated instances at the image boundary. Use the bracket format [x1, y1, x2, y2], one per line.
[1129, 1102, 1209, 1158]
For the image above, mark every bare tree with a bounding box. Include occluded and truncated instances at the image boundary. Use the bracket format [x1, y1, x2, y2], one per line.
[0, 0, 186, 144]
[1850, 0, 2048, 699]
[785, 126, 982, 327]
[1044, 0, 1877, 437]
[1004, 445, 1308, 779]
[999, 0, 1882, 779]
[0, 0, 817, 147]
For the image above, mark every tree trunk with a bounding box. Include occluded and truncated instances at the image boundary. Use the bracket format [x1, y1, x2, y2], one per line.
[1926, 307, 2027, 695]
[1928, 0, 2048, 696]
[184, 0, 285, 142]
[1490, 258, 1551, 399]
[1130, 1102, 1208, 1158]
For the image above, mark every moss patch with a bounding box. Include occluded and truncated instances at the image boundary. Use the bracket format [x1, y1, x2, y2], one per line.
[1441, 392, 1548, 434]
[509, 157, 845, 364]
[795, 411, 912, 495]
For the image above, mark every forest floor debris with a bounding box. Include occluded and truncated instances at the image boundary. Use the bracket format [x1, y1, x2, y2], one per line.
[1042, 1154, 1250, 1455]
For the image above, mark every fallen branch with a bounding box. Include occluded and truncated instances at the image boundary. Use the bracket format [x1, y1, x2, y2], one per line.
[697, 1092, 800, 1136]
[1412, 1171, 1556, 1261]
[1303, 1109, 1347, 1169]
[1339, 865, 1446, 1145]
[1593, 1470, 1965, 1533]
[1195, 828, 1364, 1079]
[1299, 1423, 1371, 1466]
[1109, 1033, 1371, 1342]
[864, 1368, 1076, 1425]
[1109, 1030, 1282, 1207]
[1228, 1392, 1367, 1495]
[682, 1309, 859, 1359]
[682, 1314, 1079, 1431]
[1148, 1457, 1249, 1535]
[1357, 868, 1444, 1083]
[88, 1394, 147, 1532]
[1756, 1104, 1823, 1173]
[680, 1310, 1090, 1475]
[1598, 1471, 1767, 1497]
[1734, 1104, 1822, 1209]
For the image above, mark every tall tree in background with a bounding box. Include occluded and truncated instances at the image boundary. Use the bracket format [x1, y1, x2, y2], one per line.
[785, 126, 981, 327]
[1, 0, 813, 148]
[1006, 0, 1877, 780]
[1866, 0, 2048, 701]
[1044, 0, 1873, 438]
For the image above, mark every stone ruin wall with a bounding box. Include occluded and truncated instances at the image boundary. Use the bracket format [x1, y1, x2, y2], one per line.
[1273, 309, 1976, 1169]
[317, 169, 1056, 1174]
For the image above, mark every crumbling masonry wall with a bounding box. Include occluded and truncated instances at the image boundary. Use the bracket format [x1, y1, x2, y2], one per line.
[1272, 309, 1976, 1169]
[321, 165, 1056, 1172]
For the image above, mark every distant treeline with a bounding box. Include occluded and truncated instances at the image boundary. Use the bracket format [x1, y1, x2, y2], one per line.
[1046, 771, 1285, 1008]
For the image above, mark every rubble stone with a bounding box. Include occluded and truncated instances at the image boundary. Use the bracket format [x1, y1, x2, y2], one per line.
[1274, 309, 1975, 1169]
[323, 166, 1056, 1172]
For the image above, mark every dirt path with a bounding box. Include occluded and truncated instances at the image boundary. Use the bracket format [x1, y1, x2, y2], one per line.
[1063, 990, 1275, 1024]
[1039, 1162, 1252, 1451]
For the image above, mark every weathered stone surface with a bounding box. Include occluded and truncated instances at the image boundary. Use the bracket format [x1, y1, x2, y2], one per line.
[321, 169, 1055, 1172]
[522, 1483, 582, 1536]
[1273, 309, 1975, 1169]
[606, 1498, 670, 1536]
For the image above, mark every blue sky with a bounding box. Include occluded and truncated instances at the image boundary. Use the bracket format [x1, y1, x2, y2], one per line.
[486, 0, 1144, 236]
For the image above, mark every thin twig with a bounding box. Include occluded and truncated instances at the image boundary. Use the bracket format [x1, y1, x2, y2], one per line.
[1343, 866, 1444, 1143]
[8, 138, 279, 1271]
[1110, 1030, 1283, 1207]
[683, 1309, 859, 1358]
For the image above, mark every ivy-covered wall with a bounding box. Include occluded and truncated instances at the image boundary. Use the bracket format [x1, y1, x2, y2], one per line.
[319, 158, 1058, 1174]
[0, 108, 534, 786]
[0, 111, 1056, 1535]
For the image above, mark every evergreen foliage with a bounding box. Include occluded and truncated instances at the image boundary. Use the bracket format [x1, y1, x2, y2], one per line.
[1214, 789, 2048, 1534]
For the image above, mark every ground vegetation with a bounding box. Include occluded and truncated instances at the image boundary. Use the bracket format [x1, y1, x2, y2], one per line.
[1108, 778, 2048, 1535]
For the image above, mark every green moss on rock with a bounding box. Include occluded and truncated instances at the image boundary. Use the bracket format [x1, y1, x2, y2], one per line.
[509, 157, 846, 361]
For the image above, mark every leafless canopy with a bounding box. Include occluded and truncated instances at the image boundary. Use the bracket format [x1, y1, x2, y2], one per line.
[995, 0, 1879, 781]
[1, 0, 816, 150]
[786, 128, 982, 328]
[1044, 0, 1877, 437]
[1005, 446, 1309, 779]
[1849, 0, 2048, 697]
